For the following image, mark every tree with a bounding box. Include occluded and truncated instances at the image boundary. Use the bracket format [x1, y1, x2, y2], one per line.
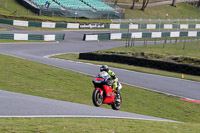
[130, 0, 137, 9]
[141, 0, 150, 11]
[171, 0, 176, 7]
[130, 0, 139, 10]
[198, 0, 200, 7]
[114, 0, 118, 6]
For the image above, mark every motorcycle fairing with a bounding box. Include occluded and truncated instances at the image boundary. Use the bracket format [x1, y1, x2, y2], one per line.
[102, 85, 115, 104]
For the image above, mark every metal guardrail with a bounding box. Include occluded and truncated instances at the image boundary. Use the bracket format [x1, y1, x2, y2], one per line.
[111, 19, 200, 23]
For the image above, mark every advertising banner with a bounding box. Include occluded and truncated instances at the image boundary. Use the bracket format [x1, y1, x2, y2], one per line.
[79, 23, 105, 29]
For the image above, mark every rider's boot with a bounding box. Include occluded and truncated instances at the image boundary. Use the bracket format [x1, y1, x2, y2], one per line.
[115, 88, 120, 106]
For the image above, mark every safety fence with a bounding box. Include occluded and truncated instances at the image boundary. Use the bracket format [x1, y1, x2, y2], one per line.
[111, 19, 200, 24]
[1, 18, 200, 30]
[0, 33, 65, 41]
[83, 31, 200, 41]
[109, 23, 200, 30]
[79, 53, 200, 76]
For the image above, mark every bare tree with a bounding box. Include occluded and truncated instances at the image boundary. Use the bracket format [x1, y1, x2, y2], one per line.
[198, 0, 200, 7]
[130, 0, 137, 9]
[141, 0, 150, 11]
[171, 0, 176, 7]
[114, 0, 119, 5]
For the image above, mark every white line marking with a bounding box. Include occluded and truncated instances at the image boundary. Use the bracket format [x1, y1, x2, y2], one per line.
[0, 115, 179, 122]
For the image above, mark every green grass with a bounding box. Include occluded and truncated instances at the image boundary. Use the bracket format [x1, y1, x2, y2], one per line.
[111, 0, 168, 4]
[123, 3, 200, 19]
[0, 27, 8, 31]
[1, 53, 200, 123]
[0, 0, 36, 16]
[96, 41, 200, 59]
[53, 41, 200, 82]
[0, 40, 52, 43]
[1, 53, 200, 132]
[94, 41, 200, 65]
[1, 118, 200, 133]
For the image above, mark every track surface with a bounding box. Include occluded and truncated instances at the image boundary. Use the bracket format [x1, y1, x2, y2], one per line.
[0, 90, 177, 122]
[0, 29, 200, 122]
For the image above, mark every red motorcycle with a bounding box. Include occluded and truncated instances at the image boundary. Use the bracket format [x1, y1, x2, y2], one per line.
[92, 71, 122, 110]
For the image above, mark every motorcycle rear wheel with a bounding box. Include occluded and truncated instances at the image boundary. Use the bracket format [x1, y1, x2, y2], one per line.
[111, 94, 122, 110]
[92, 89, 103, 107]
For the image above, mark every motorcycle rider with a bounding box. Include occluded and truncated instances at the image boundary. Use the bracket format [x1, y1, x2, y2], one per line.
[100, 65, 121, 103]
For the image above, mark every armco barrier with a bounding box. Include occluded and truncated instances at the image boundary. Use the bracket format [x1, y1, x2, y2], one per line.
[0, 33, 65, 41]
[79, 53, 200, 76]
[83, 31, 200, 41]
[110, 23, 200, 30]
[0, 18, 200, 30]
[0, 18, 106, 29]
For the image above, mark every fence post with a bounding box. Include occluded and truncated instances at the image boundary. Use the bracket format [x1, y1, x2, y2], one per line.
[163, 38, 166, 48]
[183, 39, 186, 50]
[128, 35, 131, 47]
[4, 3, 7, 10]
[119, 19, 121, 32]
[145, 39, 147, 47]
[132, 37, 135, 47]
[39, 9, 41, 16]
[126, 28, 129, 46]
[110, 19, 112, 33]
[131, 37, 135, 47]
[177, 19, 179, 31]
[159, 19, 161, 31]
[149, 19, 151, 31]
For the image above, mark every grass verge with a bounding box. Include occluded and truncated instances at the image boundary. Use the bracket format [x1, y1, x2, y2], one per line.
[0, 118, 200, 133]
[1, 54, 200, 123]
[0, 27, 8, 31]
[111, 0, 168, 4]
[95, 41, 200, 63]
[122, 3, 200, 19]
[0, 40, 53, 43]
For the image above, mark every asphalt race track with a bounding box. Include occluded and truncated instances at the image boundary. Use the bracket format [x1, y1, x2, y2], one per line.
[0, 29, 200, 122]
[0, 90, 178, 122]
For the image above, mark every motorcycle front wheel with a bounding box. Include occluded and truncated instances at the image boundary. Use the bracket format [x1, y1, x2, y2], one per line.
[92, 89, 103, 107]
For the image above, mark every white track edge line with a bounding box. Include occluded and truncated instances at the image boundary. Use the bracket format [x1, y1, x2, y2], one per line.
[0, 115, 179, 122]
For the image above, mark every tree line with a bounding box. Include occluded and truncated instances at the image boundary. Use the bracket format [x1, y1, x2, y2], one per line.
[114, 0, 200, 11]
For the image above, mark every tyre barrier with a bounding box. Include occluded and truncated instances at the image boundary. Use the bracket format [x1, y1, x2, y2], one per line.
[79, 53, 200, 76]
[83, 31, 200, 41]
[0, 33, 65, 41]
